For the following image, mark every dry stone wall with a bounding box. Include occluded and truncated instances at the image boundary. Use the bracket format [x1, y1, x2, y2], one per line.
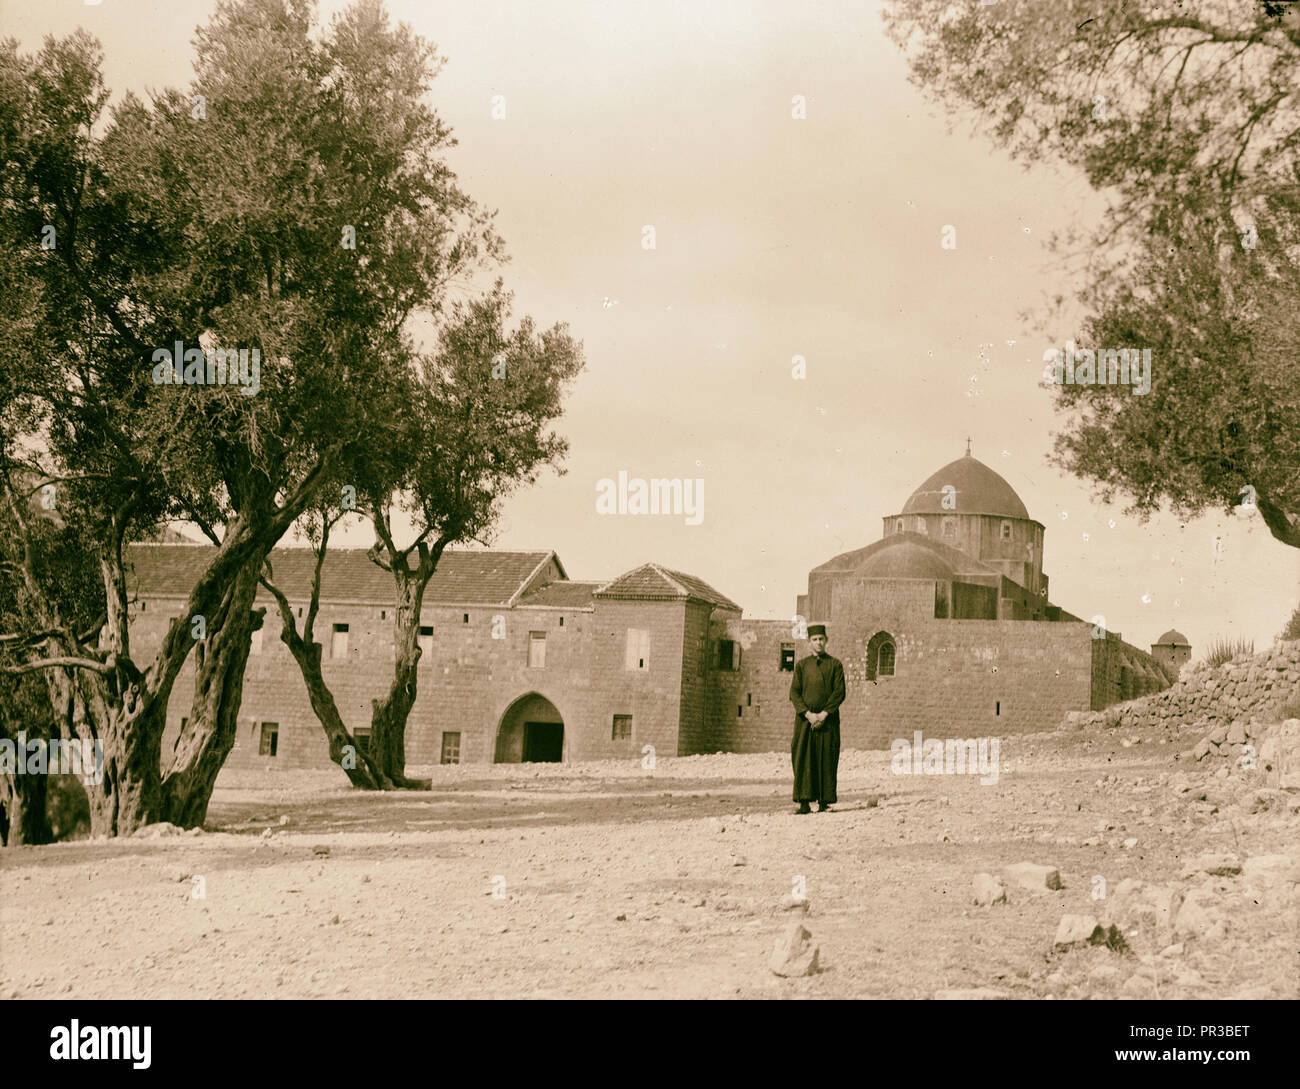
[1063, 641, 1300, 735]
[1062, 641, 1300, 780]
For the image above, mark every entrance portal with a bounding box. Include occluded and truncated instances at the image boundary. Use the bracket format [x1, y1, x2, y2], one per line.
[522, 721, 564, 762]
[495, 693, 564, 763]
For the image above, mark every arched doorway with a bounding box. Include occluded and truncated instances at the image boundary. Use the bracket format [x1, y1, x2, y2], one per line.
[495, 693, 565, 763]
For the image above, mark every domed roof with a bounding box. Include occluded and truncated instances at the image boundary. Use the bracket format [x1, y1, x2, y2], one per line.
[857, 540, 955, 580]
[900, 454, 1031, 521]
[1155, 629, 1190, 646]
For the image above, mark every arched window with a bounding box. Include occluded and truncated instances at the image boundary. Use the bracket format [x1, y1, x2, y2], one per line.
[895, 518, 905, 533]
[866, 631, 896, 681]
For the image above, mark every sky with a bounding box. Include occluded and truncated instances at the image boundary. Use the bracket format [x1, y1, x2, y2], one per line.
[5, 0, 1297, 656]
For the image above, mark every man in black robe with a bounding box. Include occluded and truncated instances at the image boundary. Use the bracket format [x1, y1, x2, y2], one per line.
[788, 623, 845, 814]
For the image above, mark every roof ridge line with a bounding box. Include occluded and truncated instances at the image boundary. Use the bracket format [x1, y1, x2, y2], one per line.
[646, 562, 690, 597]
[508, 551, 560, 607]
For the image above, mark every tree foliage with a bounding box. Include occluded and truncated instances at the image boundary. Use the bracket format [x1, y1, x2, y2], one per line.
[883, 0, 1300, 549]
[0, 0, 500, 832]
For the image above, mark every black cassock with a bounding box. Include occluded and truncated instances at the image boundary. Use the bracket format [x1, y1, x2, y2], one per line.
[788, 652, 846, 804]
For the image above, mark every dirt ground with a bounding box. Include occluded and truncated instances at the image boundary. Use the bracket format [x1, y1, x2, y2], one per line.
[2, 718, 1297, 1000]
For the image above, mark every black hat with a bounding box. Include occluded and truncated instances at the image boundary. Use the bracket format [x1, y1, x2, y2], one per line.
[807, 623, 827, 637]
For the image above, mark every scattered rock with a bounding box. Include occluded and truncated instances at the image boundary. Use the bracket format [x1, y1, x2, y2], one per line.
[1262, 719, 1300, 789]
[1113, 878, 1143, 900]
[1003, 862, 1062, 891]
[777, 895, 809, 914]
[972, 873, 1006, 906]
[933, 987, 1008, 1000]
[769, 921, 819, 977]
[1241, 854, 1300, 888]
[1053, 914, 1103, 950]
[1180, 853, 1241, 878]
[1173, 890, 1223, 940]
[1054, 915, 1126, 952]
[134, 822, 184, 839]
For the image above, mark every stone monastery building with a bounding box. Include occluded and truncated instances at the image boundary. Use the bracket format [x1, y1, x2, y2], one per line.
[127, 450, 1176, 769]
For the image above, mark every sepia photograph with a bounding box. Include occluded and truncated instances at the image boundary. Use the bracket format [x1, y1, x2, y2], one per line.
[0, 0, 1296, 1055]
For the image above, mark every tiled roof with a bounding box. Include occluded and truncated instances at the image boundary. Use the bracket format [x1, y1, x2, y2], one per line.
[125, 544, 555, 605]
[517, 581, 601, 608]
[595, 563, 741, 611]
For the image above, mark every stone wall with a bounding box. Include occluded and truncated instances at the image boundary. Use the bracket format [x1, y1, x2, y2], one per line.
[1090, 630, 1176, 710]
[136, 590, 706, 771]
[707, 616, 1098, 753]
[1063, 641, 1300, 737]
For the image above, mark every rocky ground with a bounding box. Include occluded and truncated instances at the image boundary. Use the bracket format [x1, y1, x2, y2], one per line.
[1, 718, 1297, 1000]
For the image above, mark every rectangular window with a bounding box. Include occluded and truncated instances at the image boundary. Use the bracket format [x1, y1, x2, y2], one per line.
[462, 613, 469, 624]
[353, 728, 371, 755]
[418, 625, 434, 658]
[330, 623, 349, 659]
[779, 643, 796, 671]
[625, 628, 650, 671]
[250, 627, 263, 655]
[717, 639, 740, 671]
[559, 616, 564, 627]
[440, 731, 461, 764]
[259, 723, 279, 757]
[1000, 520, 1013, 540]
[916, 519, 927, 535]
[528, 631, 547, 668]
[611, 715, 632, 740]
[942, 517, 956, 538]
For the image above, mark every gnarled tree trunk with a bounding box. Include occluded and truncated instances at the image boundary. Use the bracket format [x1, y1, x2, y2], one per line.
[367, 541, 437, 790]
[0, 770, 49, 845]
[261, 527, 405, 790]
[159, 559, 262, 828]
